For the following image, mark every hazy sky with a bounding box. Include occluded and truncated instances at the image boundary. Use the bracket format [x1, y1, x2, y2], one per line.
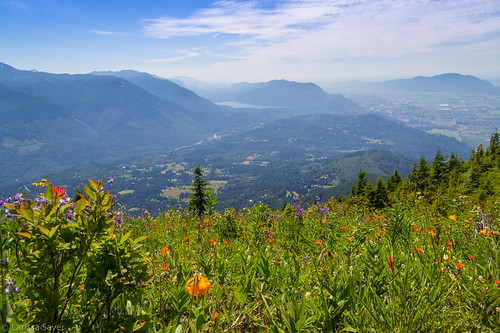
[1, 0, 499, 83]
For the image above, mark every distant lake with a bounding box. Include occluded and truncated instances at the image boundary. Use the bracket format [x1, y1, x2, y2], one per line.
[216, 101, 281, 109]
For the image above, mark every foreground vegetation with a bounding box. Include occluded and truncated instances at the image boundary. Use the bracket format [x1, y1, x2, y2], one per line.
[0, 134, 499, 332]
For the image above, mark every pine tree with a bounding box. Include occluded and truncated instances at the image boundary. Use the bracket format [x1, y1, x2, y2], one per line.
[430, 150, 447, 188]
[188, 165, 210, 217]
[447, 153, 463, 172]
[371, 176, 388, 208]
[415, 157, 430, 192]
[351, 170, 368, 196]
[386, 169, 403, 193]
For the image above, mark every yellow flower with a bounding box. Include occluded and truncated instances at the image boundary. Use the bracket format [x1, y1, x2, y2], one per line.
[185, 275, 211, 297]
[449, 215, 457, 221]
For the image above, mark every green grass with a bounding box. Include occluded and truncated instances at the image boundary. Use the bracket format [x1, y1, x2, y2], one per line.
[126, 197, 500, 332]
[1, 184, 499, 332]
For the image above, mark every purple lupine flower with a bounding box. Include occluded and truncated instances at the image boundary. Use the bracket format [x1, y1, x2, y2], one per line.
[1, 193, 29, 218]
[4, 280, 18, 295]
[0, 259, 6, 264]
[34, 197, 48, 204]
[476, 220, 483, 231]
[113, 212, 123, 229]
[295, 204, 303, 218]
[292, 196, 303, 218]
[302, 254, 307, 264]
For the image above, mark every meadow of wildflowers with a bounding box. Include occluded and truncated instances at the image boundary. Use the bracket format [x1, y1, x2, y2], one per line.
[1, 177, 499, 332]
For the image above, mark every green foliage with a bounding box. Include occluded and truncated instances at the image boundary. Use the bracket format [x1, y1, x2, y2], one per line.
[1, 133, 500, 332]
[0, 179, 150, 332]
[203, 188, 218, 216]
[189, 165, 211, 217]
[352, 132, 500, 213]
[351, 169, 368, 197]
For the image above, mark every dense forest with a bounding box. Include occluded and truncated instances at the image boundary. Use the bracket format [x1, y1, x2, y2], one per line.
[350, 132, 500, 214]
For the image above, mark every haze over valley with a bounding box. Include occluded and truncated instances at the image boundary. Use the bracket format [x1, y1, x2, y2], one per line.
[1, 62, 498, 210]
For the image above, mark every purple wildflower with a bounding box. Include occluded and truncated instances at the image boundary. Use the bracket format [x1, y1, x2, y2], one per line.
[476, 221, 483, 231]
[292, 196, 303, 218]
[113, 212, 123, 229]
[4, 280, 19, 295]
[1, 193, 29, 218]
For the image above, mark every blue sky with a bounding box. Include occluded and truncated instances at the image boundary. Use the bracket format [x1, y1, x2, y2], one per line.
[1, 0, 499, 83]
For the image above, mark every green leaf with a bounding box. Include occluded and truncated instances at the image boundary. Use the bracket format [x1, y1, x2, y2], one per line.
[234, 290, 247, 304]
[83, 185, 96, 201]
[36, 225, 50, 237]
[130, 236, 149, 248]
[102, 192, 110, 206]
[74, 198, 88, 215]
[19, 203, 34, 221]
[175, 324, 182, 333]
[2, 297, 13, 324]
[88, 179, 100, 190]
[295, 315, 308, 331]
[195, 312, 205, 332]
[279, 304, 294, 333]
[16, 232, 31, 239]
[48, 225, 60, 238]
[119, 231, 132, 245]
[45, 183, 53, 201]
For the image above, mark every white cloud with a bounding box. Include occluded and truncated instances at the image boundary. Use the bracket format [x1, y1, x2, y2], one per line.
[147, 52, 201, 63]
[89, 30, 128, 36]
[140, 0, 500, 81]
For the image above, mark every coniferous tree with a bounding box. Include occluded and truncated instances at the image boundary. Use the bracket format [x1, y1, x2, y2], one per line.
[351, 170, 368, 196]
[364, 181, 374, 203]
[371, 176, 388, 208]
[430, 150, 447, 188]
[447, 153, 463, 172]
[486, 132, 500, 156]
[189, 165, 210, 217]
[386, 169, 403, 193]
[407, 162, 419, 191]
[415, 157, 430, 192]
[485, 132, 500, 168]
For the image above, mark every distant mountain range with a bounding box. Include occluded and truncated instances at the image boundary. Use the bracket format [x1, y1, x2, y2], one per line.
[328, 73, 500, 95]
[173, 78, 363, 113]
[381, 73, 500, 94]
[0, 61, 482, 197]
[0, 62, 363, 185]
[0, 63, 241, 184]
